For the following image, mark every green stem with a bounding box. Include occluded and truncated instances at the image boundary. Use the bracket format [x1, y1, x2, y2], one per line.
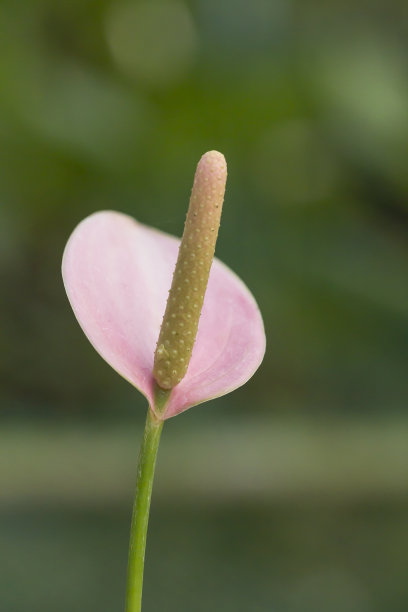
[125, 406, 164, 612]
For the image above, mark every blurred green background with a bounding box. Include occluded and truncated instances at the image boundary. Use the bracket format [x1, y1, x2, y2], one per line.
[1, 0, 408, 610]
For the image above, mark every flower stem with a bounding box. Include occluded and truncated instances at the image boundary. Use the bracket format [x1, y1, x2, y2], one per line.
[125, 407, 164, 612]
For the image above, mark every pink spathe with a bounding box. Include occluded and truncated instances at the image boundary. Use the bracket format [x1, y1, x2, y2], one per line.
[62, 211, 265, 419]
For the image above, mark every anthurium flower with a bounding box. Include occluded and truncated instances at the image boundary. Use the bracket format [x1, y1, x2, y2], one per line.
[62, 152, 265, 419]
[62, 151, 266, 612]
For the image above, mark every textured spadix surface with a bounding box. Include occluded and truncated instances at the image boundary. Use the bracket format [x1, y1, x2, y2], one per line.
[154, 151, 226, 389]
[62, 211, 265, 419]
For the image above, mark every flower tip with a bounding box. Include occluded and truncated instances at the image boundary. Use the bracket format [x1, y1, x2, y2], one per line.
[197, 150, 227, 181]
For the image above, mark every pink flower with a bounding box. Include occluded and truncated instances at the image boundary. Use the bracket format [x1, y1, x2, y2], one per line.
[62, 163, 265, 420]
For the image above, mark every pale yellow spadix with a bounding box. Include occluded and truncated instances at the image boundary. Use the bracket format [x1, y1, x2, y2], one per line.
[153, 151, 227, 389]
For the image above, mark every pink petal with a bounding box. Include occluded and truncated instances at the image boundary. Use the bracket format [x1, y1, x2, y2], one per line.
[62, 211, 265, 418]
